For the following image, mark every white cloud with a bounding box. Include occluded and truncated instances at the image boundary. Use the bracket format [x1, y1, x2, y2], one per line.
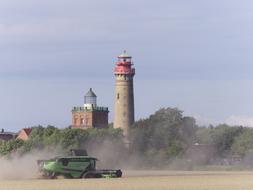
[193, 114, 253, 127]
[225, 115, 253, 127]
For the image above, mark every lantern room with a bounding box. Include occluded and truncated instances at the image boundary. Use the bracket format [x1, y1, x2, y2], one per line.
[114, 51, 135, 75]
[84, 88, 97, 109]
[117, 51, 132, 64]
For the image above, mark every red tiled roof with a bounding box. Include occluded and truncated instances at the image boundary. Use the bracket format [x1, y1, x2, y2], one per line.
[22, 128, 32, 136]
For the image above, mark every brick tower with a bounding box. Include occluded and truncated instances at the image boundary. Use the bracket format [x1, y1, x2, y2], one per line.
[72, 88, 109, 129]
[113, 51, 135, 139]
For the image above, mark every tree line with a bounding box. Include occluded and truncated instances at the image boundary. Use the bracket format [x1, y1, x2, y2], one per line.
[1, 107, 253, 168]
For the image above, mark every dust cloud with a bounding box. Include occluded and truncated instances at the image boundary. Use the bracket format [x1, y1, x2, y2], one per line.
[0, 150, 58, 180]
[0, 138, 250, 180]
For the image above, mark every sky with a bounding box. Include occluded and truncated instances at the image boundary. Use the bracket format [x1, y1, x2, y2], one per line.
[1, 0, 253, 131]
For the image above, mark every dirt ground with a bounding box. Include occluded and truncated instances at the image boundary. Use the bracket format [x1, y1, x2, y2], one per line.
[1, 171, 253, 190]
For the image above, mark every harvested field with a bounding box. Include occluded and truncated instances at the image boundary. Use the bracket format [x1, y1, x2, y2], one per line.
[1, 171, 253, 190]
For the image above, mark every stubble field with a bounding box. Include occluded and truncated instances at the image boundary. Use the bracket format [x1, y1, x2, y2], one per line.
[1, 171, 253, 190]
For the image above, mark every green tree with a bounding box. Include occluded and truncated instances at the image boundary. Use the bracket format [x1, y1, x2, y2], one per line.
[130, 107, 197, 166]
[0, 139, 24, 155]
[195, 127, 213, 144]
[231, 128, 253, 156]
[60, 128, 89, 149]
[210, 124, 243, 156]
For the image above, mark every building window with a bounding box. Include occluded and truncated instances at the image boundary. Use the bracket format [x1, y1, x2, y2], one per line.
[117, 93, 120, 100]
[85, 118, 89, 126]
[74, 118, 78, 125]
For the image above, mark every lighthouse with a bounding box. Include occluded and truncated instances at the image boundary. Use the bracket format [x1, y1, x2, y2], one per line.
[113, 51, 135, 139]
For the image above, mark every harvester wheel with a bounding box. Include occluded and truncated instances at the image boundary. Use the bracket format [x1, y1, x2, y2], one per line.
[83, 172, 93, 178]
[116, 170, 122, 177]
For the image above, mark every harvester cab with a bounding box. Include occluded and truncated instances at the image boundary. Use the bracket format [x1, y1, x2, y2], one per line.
[37, 149, 122, 179]
[70, 149, 88, 156]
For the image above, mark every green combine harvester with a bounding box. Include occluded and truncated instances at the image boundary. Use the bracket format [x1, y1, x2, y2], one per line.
[37, 149, 122, 179]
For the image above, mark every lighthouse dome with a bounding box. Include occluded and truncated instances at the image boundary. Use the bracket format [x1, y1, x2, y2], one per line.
[118, 50, 132, 58]
[85, 88, 97, 97]
[84, 88, 97, 109]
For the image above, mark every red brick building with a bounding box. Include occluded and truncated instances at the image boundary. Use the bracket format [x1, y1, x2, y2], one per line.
[16, 128, 32, 141]
[71, 88, 109, 129]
